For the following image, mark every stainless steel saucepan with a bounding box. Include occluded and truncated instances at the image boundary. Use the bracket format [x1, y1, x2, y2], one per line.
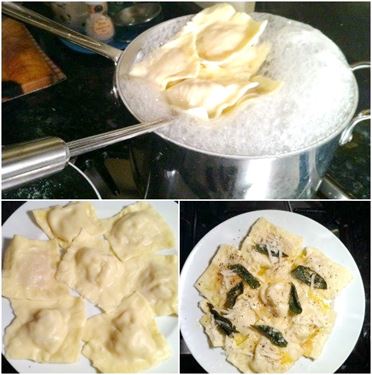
[2, 3, 370, 198]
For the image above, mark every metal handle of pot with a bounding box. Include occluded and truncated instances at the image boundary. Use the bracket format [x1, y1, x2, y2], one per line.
[2, 137, 69, 191]
[2, 119, 170, 191]
[319, 61, 370, 199]
[339, 62, 371, 145]
[2, 2, 122, 63]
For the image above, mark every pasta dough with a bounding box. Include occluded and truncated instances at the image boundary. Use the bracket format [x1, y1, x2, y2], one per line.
[82, 292, 170, 373]
[33, 202, 106, 247]
[2, 235, 68, 300]
[4, 296, 85, 363]
[105, 202, 175, 261]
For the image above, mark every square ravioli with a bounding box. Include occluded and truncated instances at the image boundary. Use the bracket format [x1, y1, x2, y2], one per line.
[195, 244, 261, 308]
[56, 230, 140, 312]
[105, 202, 175, 261]
[297, 247, 353, 299]
[2, 235, 68, 300]
[32, 202, 107, 248]
[56, 230, 178, 314]
[82, 292, 170, 373]
[241, 217, 304, 265]
[137, 255, 178, 316]
[4, 296, 85, 363]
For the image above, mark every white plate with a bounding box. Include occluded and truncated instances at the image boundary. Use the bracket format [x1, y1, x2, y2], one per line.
[2, 200, 179, 373]
[180, 209, 365, 373]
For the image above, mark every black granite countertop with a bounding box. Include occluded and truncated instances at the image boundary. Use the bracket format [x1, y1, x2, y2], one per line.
[180, 201, 370, 373]
[2, 2, 370, 199]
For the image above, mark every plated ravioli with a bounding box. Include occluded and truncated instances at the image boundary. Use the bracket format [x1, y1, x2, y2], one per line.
[56, 230, 133, 312]
[4, 296, 85, 363]
[32, 202, 107, 248]
[2, 235, 68, 300]
[3, 201, 178, 373]
[82, 292, 170, 373]
[196, 217, 352, 373]
[105, 202, 175, 261]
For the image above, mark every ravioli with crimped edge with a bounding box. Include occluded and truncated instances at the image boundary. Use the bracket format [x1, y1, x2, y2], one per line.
[196, 217, 352, 373]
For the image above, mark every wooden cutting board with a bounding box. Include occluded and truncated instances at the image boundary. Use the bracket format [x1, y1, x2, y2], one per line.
[2, 16, 66, 101]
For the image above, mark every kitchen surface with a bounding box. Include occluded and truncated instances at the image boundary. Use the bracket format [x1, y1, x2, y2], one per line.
[180, 201, 370, 373]
[2, 2, 370, 199]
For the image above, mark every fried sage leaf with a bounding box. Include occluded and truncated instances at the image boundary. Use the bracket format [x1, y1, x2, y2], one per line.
[208, 303, 237, 336]
[292, 265, 327, 289]
[289, 282, 302, 315]
[253, 325, 288, 347]
[224, 282, 244, 309]
[228, 264, 260, 289]
[255, 243, 288, 258]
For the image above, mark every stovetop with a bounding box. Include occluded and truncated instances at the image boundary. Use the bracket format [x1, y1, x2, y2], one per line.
[180, 201, 370, 373]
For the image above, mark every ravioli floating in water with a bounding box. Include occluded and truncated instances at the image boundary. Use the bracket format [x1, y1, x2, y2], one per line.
[129, 3, 281, 120]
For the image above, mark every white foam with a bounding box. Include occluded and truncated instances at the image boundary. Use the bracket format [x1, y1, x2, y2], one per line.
[119, 13, 357, 157]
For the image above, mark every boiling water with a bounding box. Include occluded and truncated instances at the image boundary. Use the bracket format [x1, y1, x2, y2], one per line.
[120, 13, 358, 157]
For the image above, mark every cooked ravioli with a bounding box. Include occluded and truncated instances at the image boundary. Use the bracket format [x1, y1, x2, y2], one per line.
[137, 255, 178, 316]
[56, 230, 136, 312]
[129, 3, 281, 120]
[129, 31, 199, 90]
[197, 217, 352, 372]
[166, 77, 259, 120]
[199, 42, 271, 80]
[299, 247, 353, 299]
[241, 217, 304, 264]
[225, 331, 260, 372]
[195, 244, 260, 308]
[250, 337, 303, 373]
[4, 296, 85, 363]
[199, 299, 226, 347]
[2, 235, 68, 300]
[82, 292, 170, 373]
[32, 202, 106, 248]
[193, 4, 267, 64]
[105, 202, 175, 261]
[3, 201, 177, 372]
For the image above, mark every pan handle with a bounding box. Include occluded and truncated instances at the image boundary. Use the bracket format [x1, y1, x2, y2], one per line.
[339, 62, 370, 145]
[2, 2, 122, 64]
[2, 119, 170, 191]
